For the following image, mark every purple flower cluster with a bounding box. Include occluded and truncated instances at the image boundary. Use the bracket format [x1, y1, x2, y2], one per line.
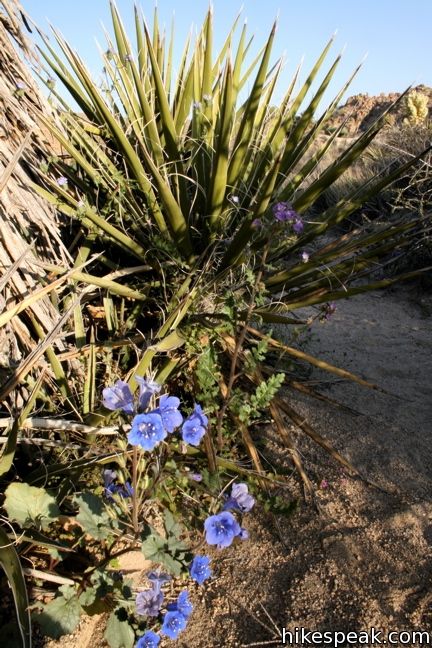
[182, 404, 208, 446]
[102, 377, 208, 452]
[103, 469, 133, 500]
[223, 482, 255, 513]
[162, 591, 193, 639]
[133, 552, 214, 644]
[272, 201, 304, 234]
[135, 576, 193, 643]
[102, 378, 160, 413]
[101, 381, 222, 646]
[135, 556, 213, 645]
[135, 558, 213, 644]
[204, 483, 255, 549]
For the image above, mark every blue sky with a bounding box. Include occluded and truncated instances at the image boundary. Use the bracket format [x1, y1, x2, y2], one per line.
[23, 0, 432, 105]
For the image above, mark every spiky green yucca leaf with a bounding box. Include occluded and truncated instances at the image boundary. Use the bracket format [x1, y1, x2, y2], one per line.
[0, 372, 45, 476]
[0, 527, 32, 648]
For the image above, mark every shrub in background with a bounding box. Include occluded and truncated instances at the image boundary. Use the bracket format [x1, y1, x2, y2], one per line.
[404, 90, 429, 125]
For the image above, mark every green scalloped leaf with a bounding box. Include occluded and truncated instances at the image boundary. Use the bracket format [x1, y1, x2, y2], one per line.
[33, 586, 81, 639]
[75, 492, 117, 540]
[163, 509, 181, 538]
[104, 610, 134, 648]
[141, 522, 188, 576]
[3, 483, 60, 530]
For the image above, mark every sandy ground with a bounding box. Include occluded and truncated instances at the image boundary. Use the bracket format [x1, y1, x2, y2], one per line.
[38, 282, 432, 648]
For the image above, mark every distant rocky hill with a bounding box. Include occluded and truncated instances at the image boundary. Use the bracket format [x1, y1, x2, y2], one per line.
[329, 84, 432, 135]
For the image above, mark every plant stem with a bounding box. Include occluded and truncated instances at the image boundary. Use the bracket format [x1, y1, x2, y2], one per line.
[215, 245, 269, 448]
[132, 446, 139, 535]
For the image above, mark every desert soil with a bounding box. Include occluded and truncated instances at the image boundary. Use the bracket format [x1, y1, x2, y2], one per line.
[38, 281, 432, 648]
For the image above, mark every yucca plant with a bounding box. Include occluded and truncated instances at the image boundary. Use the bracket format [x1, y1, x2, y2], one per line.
[24, 3, 430, 488]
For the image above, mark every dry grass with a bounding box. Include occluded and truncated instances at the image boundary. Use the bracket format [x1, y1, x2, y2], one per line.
[0, 0, 74, 408]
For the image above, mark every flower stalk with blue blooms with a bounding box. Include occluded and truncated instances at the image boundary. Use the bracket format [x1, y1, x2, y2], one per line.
[100, 380, 254, 643]
[101, 375, 208, 533]
[101, 377, 214, 642]
[135, 583, 194, 643]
